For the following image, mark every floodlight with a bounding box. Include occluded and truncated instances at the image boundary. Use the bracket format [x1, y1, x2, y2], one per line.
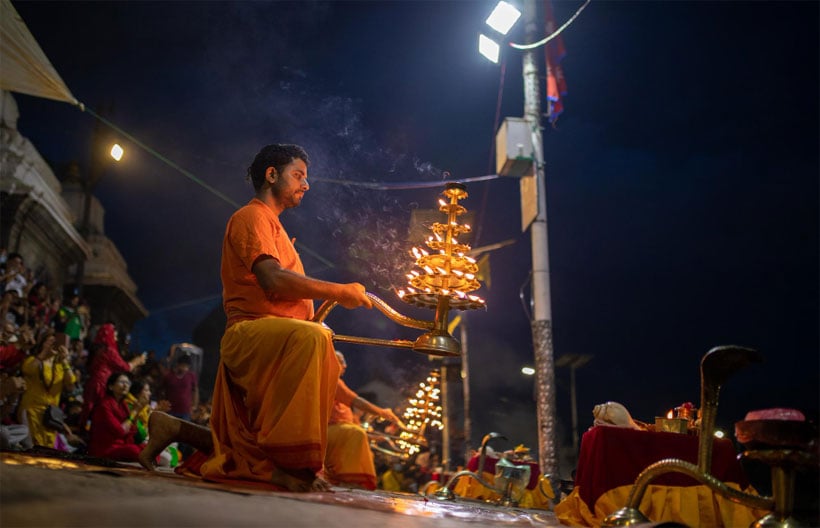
[478, 34, 500, 63]
[110, 143, 124, 161]
[485, 1, 521, 35]
[521, 366, 535, 376]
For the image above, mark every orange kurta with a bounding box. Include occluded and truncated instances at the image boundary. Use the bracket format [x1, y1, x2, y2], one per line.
[220, 198, 313, 325]
[325, 379, 377, 490]
[198, 199, 340, 485]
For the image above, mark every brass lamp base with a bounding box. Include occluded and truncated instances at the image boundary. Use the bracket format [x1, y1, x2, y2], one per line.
[602, 507, 650, 526]
[751, 513, 805, 528]
[414, 331, 460, 357]
[749, 513, 806, 528]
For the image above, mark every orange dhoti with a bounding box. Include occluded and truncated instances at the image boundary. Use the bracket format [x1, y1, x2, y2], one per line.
[325, 422, 377, 490]
[199, 316, 340, 484]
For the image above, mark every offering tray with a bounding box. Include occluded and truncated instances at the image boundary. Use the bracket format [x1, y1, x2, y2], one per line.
[735, 419, 818, 450]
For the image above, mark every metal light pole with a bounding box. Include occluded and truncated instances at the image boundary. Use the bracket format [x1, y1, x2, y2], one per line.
[480, 0, 559, 480]
[459, 316, 471, 462]
[459, 240, 513, 464]
[522, 0, 559, 480]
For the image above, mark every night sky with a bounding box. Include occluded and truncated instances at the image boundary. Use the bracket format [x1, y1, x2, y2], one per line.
[8, 1, 818, 465]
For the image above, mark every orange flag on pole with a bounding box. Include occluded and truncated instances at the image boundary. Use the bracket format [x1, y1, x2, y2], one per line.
[544, 0, 567, 124]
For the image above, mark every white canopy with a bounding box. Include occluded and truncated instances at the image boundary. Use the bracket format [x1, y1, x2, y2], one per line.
[0, 0, 78, 106]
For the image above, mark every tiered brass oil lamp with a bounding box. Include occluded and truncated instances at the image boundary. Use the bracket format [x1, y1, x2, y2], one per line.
[312, 182, 486, 357]
[366, 370, 443, 460]
[397, 370, 442, 456]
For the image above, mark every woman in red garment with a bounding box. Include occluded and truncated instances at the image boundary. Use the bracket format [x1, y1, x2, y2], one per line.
[80, 323, 145, 428]
[88, 371, 149, 461]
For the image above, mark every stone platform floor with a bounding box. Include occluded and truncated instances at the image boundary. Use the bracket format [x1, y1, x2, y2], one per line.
[1, 451, 563, 527]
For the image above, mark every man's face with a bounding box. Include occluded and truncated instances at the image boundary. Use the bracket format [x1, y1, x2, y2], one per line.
[1, 322, 16, 344]
[19, 325, 33, 346]
[271, 159, 309, 210]
[7, 257, 22, 272]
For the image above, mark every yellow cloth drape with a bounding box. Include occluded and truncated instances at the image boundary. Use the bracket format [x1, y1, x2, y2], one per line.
[554, 483, 769, 527]
[325, 422, 377, 490]
[451, 469, 555, 510]
[199, 316, 339, 485]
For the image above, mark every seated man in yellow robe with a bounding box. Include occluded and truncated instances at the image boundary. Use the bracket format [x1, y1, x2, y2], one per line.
[325, 350, 402, 490]
[139, 144, 372, 492]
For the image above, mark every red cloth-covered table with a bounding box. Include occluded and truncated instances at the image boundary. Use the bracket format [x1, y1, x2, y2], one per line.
[574, 425, 749, 510]
[553, 425, 767, 526]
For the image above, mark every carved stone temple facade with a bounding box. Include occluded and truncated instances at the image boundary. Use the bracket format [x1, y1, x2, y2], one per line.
[0, 90, 147, 332]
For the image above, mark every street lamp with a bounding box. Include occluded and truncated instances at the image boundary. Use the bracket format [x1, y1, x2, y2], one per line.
[485, 1, 522, 35]
[478, 34, 501, 64]
[479, 1, 521, 63]
[110, 143, 124, 161]
[478, 0, 560, 480]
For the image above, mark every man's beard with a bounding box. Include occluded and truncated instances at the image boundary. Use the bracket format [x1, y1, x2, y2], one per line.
[271, 182, 302, 209]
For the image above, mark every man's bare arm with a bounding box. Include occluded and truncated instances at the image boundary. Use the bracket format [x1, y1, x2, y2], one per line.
[253, 257, 372, 309]
[351, 396, 405, 428]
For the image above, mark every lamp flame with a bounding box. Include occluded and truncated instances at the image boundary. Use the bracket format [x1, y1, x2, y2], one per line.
[399, 182, 486, 311]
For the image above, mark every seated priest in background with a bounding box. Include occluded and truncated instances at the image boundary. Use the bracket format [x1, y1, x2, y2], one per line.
[324, 350, 403, 490]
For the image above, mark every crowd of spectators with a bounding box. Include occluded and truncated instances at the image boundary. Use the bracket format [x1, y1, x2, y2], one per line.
[0, 249, 207, 467]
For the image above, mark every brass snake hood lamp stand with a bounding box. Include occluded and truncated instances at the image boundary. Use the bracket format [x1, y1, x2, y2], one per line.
[602, 345, 777, 526]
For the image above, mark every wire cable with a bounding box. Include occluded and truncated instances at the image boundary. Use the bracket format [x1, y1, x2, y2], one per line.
[311, 173, 501, 190]
[475, 55, 509, 248]
[82, 105, 242, 209]
[508, 0, 591, 51]
[519, 269, 533, 321]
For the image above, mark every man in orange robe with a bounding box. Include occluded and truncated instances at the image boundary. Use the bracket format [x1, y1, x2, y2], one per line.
[324, 350, 402, 489]
[140, 144, 371, 492]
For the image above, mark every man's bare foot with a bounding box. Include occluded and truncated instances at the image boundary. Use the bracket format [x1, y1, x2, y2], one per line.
[335, 481, 367, 490]
[271, 467, 333, 492]
[309, 474, 333, 492]
[138, 412, 180, 471]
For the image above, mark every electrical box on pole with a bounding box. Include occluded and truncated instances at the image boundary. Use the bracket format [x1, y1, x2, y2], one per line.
[495, 117, 533, 177]
[519, 174, 537, 232]
[495, 117, 538, 231]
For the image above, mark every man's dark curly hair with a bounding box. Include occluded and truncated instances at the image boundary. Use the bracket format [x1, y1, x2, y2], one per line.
[246, 144, 310, 192]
